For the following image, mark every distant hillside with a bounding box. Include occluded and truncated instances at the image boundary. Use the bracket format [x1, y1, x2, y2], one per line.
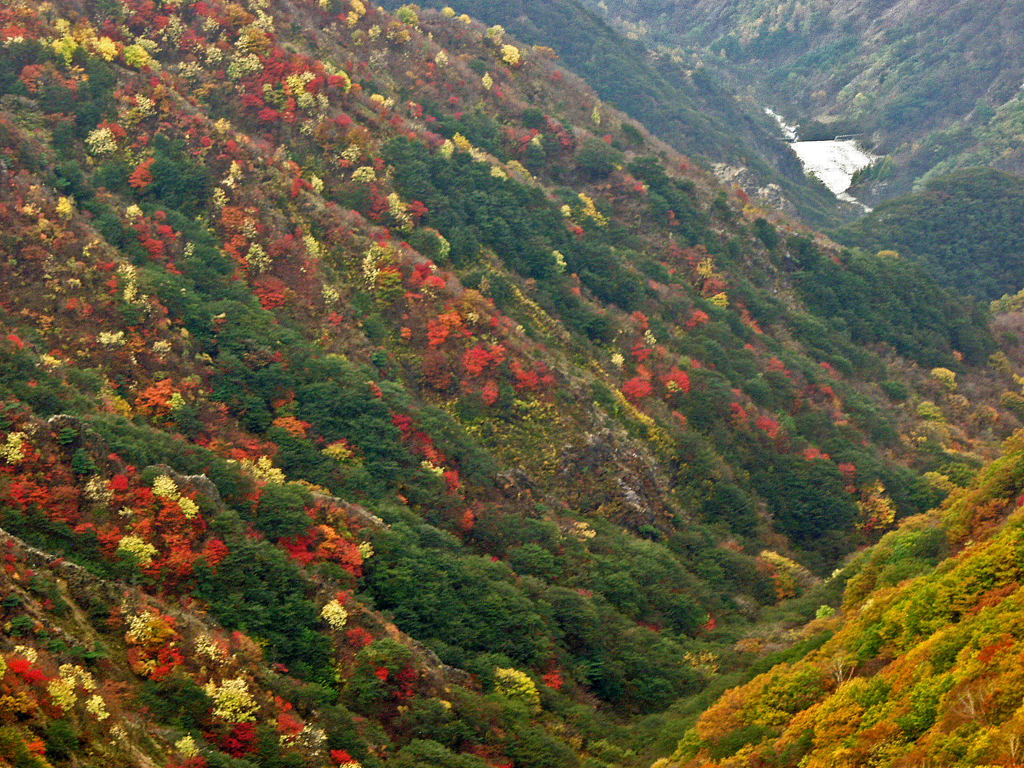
[834, 168, 1024, 301]
[583, 0, 1024, 203]
[388, 0, 850, 226]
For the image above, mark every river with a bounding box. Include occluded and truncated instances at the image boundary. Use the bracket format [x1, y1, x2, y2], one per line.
[765, 108, 878, 210]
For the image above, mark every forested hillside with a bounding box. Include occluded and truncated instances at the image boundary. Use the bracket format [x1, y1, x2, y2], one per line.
[383, 0, 846, 226]
[1, 1, 1024, 767]
[834, 168, 1024, 302]
[664, 426, 1024, 767]
[583, 0, 1024, 203]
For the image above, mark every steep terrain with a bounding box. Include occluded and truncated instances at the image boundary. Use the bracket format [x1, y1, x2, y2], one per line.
[663, 424, 1024, 767]
[0, 1, 1022, 767]
[583, 0, 1024, 203]
[834, 168, 1024, 302]
[383, 0, 850, 226]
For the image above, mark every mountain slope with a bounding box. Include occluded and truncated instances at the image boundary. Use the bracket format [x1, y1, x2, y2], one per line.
[583, 0, 1024, 203]
[0, 1, 1021, 766]
[384, 0, 851, 226]
[834, 167, 1024, 302]
[665, 426, 1024, 768]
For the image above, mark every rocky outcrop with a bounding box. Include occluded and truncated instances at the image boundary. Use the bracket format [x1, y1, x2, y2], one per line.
[559, 429, 675, 531]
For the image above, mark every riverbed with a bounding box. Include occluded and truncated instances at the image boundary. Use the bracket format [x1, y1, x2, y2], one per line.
[789, 140, 877, 207]
[765, 109, 878, 209]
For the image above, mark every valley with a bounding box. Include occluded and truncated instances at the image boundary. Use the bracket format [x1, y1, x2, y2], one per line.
[0, 1, 1023, 768]
[789, 139, 876, 207]
[765, 109, 878, 208]
[583, 0, 1024, 206]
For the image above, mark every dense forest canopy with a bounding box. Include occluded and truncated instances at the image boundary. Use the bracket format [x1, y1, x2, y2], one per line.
[392, 0, 848, 226]
[834, 168, 1024, 302]
[0, 1, 1023, 768]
